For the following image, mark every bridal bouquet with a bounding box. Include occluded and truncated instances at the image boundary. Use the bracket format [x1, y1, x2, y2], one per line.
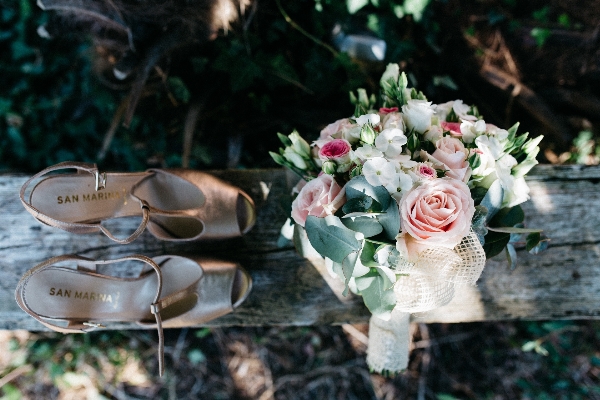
[270, 64, 546, 375]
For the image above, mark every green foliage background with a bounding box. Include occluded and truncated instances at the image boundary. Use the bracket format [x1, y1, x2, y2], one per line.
[0, 0, 436, 172]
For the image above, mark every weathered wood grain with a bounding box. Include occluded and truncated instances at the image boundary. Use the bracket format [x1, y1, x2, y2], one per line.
[0, 165, 599, 331]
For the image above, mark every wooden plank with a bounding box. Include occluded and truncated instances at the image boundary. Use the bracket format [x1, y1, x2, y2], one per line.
[0, 165, 599, 331]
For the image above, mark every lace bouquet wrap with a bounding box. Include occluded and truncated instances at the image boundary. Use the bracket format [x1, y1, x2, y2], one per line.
[271, 64, 546, 375]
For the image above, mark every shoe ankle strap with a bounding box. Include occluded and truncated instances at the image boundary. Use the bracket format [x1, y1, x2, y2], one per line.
[15, 254, 167, 376]
[20, 161, 150, 244]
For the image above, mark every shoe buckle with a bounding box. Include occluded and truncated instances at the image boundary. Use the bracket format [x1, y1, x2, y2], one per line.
[95, 171, 107, 191]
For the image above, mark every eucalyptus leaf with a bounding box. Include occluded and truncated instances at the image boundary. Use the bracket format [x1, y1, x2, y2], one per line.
[528, 233, 549, 255]
[360, 241, 380, 267]
[376, 265, 396, 290]
[342, 196, 373, 214]
[483, 233, 510, 258]
[355, 273, 396, 319]
[377, 195, 401, 241]
[488, 226, 543, 234]
[506, 243, 518, 270]
[305, 215, 362, 263]
[341, 215, 383, 237]
[526, 232, 541, 251]
[345, 176, 391, 210]
[480, 179, 504, 222]
[342, 251, 359, 296]
[491, 206, 525, 228]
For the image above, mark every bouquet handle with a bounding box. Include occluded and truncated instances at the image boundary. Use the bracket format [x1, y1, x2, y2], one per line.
[366, 309, 411, 375]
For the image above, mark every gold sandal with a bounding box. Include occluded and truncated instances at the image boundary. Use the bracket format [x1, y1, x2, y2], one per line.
[20, 161, 256, 244]
[15, 254, 252, 376]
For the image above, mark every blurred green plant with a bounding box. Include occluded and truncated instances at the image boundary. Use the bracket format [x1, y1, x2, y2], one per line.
[1, 0, 439, 172]
[517, 320, 600, 398]
[568, 130, 600, 165]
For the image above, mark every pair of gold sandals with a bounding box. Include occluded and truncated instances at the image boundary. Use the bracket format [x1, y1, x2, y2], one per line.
[15, 162, 256, 376]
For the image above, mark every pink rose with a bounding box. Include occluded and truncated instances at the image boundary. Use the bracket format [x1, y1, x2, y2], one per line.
[318, 139, 351, 162]
[319, 118, 353, 140]
[441, 121, 462, 136]
[318, 139, 352, 173]
[291, 174, 346, 227]
[399, 178, 474, 251]
[429, 136, 471, 182]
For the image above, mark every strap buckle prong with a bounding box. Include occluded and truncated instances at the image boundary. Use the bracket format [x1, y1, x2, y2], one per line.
[83, 322, 106, 328]
[95, 171, 107, 191]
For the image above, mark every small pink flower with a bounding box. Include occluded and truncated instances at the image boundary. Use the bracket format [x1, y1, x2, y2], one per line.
[291, 174, 346, 227]
[318, 139, 352, 164]
[416, 163, 437, 180]
[441, 121, 462, 136]
[379, 107, 399, 114]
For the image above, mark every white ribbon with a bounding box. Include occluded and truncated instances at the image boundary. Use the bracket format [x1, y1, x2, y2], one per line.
[366, 230, 486, 374]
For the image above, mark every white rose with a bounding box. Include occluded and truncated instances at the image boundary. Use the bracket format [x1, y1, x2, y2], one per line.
[485, 124, 509, 141]
[471, 148, 495, 178]
[401, 99, 434, 133]
[452, 100, 478, 121]
[424, 125, 443, 142]
[381, 112, 405, 130]
[460, 119, 487, 143]
[434, 101, 454, 122]
[342, 125, 362, 144]
[502, 176, 531, 208]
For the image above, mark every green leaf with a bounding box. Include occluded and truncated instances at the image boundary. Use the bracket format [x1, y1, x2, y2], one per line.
[347, 0, 369, 14]
[521, 340, 538, 352]
[528, 233, 549, 255]
[305, 215, 362, 263]
[507, 122, 519, 142]
[167, 77, 191, 104]
[341, 251, 359, 296]
[436, 395, 461, 400]
[470, 186, 488, 206]
[506, 243, 517, 270]
[488, 226, 543, 234]
[341, 214, 383, 237]
[355, 273, 396, 319]
[342, 196, 373, 214]
[483, 232, 510, 258]
[269, 151, 286, 165]
[480, 179, 504, 222]
[472, 205, 488, 245]
[360, 241, 380, 267]
[376, 266, 396, 290]
[187, 349, 206, 365]
[277, 132, 292, 147]
[491, 205, 525, 228]
[526, 232, 541, 251]
[345, 176, 391, 210]
[530, 27, 551, 48]
[377, 195, 401, 241]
